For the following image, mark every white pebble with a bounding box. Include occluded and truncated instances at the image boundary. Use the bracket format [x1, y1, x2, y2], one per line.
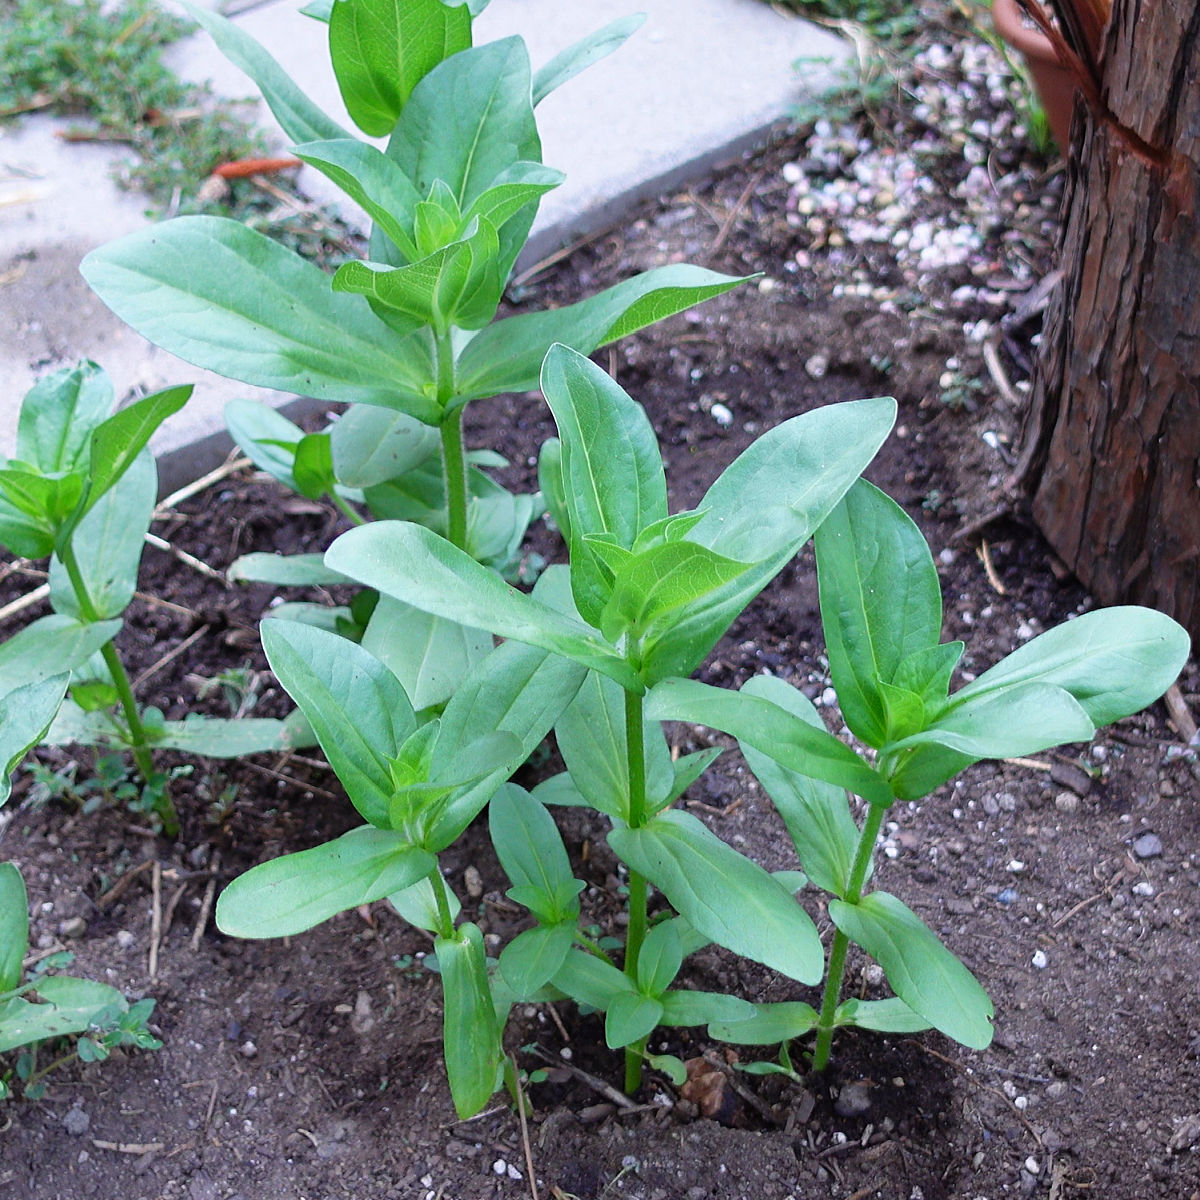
[1031, 949, 1048, 970]
[710, 403, 733, 427]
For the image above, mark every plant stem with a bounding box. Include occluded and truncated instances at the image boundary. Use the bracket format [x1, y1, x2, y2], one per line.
[434, 331, 470, 551]
[330, 491, 366, 527]
[57, 540, 177, 835]
[573, 930, 617, 967]
[810, 801, 887, 1072]
[428, 864, 456, 941]
[622, 687, 649, 1094]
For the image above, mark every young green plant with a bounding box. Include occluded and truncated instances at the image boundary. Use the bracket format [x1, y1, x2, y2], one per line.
[214, 607, 588, 1118]
[81, 0, 748, 711]
[325, 344, 897, 1092]
[649, 478, 1190, 1068]
[0, 362, 297, 834]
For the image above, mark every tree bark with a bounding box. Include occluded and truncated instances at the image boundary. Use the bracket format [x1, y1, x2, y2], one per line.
[1019, 0, 1200, 642]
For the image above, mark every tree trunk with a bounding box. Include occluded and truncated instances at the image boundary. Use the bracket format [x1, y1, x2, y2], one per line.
[1018, 0, 1200, 642]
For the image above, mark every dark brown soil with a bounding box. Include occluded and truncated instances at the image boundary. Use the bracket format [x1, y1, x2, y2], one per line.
[3, 26, 1200, 1200]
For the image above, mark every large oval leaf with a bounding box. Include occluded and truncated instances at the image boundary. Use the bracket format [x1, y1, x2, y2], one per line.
[829, 891, 993, 1049]
[609, 809, 823, 984]
[436, 923, 503, 1118]
[81, 218, 437, 416]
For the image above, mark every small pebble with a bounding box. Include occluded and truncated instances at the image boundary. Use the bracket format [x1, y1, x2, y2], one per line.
[1133, 833, 1163, 859]
[1132, 881, 1155, 897]
[463, 866, 483, 899]
[116, 929, 136, 949]
[1054, 792, 1079, 814]
[834, 1080, 874, 1117]
[239, 1040, 258, 1059]
[1031, 949, 1048, 969]
[58, 916, 88, 939]
[62, 1107, 90, 1136]
[710, 403, 733, 427]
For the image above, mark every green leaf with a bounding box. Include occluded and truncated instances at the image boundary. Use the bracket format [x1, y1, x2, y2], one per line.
[554, 670, 672, 822]
[605, 991, 663, 1050]
[498, 922, 577, 998]
[640, 397, 897, 684]
[540, 344, 668, 627]
[262, 621, 417, 827]
[180, 0, 350, 144]
[360, 595, 493, 714]
[17, 361, 112, 474]
[326, 521, 640, 691]
[659, 990, 757, 1029]
[892, 641, 963, 709]
[387, 37, 539, 211]
[49, 450, 155, 620]
[329, 0, 473, 137]
[81, 218, 437, 417]
[489, 785, 579, 920]
[224, 399, 307, 491]
[814, 479, 944, 747]
[737, 675, 862, 898]
[388, 873, 461, 932]
[834, 996, 932, 1033]
[646, 1052, 688, 1086]
[707, 1000, 819, 1045]
[663, 747, 723, 809]
[829, 891, 993, 1049]
[216, 826, 435, 938]
[455, 266, 749, 401]
[0, 616, 121, 694]
[636, 920, 683, 997]
[532, 14, 646, 105]
[426, 637, 586, 847]
[647, 678, 893, 806]
[603, 540, 752, 645]
[0, 676, 69, 805]
[0, 863, 29, 991]
[292, 433, 337, 500]
[609, 809, 824, 984]
[330, 404, 439, 487]
[948, 606, 1191, 728]
[886, 682, 1095, 800]
[0, 466, 81, 534]
[78, 387, 190, 522]
[0, 976, 129, 1054]
[551, 948, 633, 1012]
[228, 552, 353, 587]
[436, 923, 503, 1118]
[150, 716, 298, 758]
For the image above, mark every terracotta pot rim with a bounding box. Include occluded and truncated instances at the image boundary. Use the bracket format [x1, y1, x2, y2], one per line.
[991, 0, 1062, 66]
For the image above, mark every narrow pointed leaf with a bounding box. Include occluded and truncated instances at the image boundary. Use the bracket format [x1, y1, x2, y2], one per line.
[815, 479, 944, 747]
[648, 678, 893, 806]
[454, 265, 748, 400]
[489, 785, 577, 916]
[835, 996, 932, 1033]
[532, 14, 646, 105]
[224, 399, 304, 489]
[388, 874, 461, 932]
[0, 617, 121, 694]
[50, 451, 155, 620]
[636, 920, 683, 997]
[829, 891, 993, 1049]
[329, 0, 473, 136]
[551, 948, 634, 1011]
[262, 621, 416, 826]
[437, 923, 503, 1118]
[228, 553, 353, 587]
[540, 344, 667, 625]
[0, 863, 28, 991]
[707, 1000, 819, 1045]
[948, 606, 1190, 727]
[17, 361, 112, 473]
[386, 38, 538, 210]
[327, 521, 640, 690]
[609, 809, 824, 984]
[0, 977, 129, 1054]
[151, 716, 297, 758]
[0, 676, 69, 805]
[216, 827, 434, 937]
[82, 219, 437, 416]
[659, 990, 756, 1028]
[738, 675, 862, 898]
[180, 0, 349, 144]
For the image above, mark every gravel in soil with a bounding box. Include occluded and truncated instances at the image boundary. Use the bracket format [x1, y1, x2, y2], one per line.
[3, 10, 1200, 1200]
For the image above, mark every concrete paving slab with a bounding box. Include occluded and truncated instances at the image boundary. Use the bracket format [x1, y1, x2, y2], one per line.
[1, 0, 848, 491]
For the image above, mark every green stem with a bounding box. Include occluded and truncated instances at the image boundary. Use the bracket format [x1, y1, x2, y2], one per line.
[330, 491, 366, 527]
[810, 802, 887, 1072]
[58, 541, 176, 835]
[435, 331, 469, 551]
[428, 864, 456, 941]
[573, 930, 617, 968]
[622, 687, 650, 1094]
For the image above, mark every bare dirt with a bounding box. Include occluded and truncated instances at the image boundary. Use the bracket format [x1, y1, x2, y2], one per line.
[3, 17, 1200, 1200]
